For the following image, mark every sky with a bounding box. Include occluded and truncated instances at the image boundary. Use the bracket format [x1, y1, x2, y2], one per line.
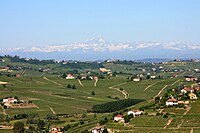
[0, 0, 200, 49]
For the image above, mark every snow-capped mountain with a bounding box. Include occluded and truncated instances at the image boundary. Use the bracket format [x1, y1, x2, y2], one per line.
[1, 37, 200, 60]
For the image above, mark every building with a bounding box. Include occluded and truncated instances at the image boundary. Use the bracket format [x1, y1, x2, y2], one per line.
[166, 98, 178, 106]
[188, 93, 197, 100]
[127, 110, 143, 117]
[15, 74, 21, 77]
[65, 74, 75, 79]
[3, 98, 17, 103]
[114, 114, 124, 123]
[150, 76, 156, 79]
[50, 128, 63, 133]
[133, 78, 140, 82]
[181, 88, 194, 94]
[91, 126, 104, 133]
[185, 76, 197, 82]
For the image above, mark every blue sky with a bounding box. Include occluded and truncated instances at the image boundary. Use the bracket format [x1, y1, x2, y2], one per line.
[0, 0, 200, 49]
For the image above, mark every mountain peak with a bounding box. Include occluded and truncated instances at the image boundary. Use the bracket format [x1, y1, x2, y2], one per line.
[85, 36, 106, 44]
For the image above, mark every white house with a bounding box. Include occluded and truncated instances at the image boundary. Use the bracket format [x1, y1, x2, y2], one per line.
[150, 76, 156, 79]
[166, 98, 178, 106]
[3, 98, 17, 103]
[181, 88, 194, 94]
[91, 126, 104, 133]
[185, 76, 197, 82]
[128, 110, 143, 117]
[133, 78, 140, 82]
[114, 114, 124, 122]
[65, 74, 75, 79]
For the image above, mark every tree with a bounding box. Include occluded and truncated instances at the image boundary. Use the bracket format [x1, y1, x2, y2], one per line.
[124, 115, 130, 123]
[6, 115, 10, 124]
[13, 121, 25, 133]
[63, 124, 71, 131]
[67, 84, 72, 88]
[197, 76, 200, 82]
[155, 96, 160, 104]
[103, 129, 109, 133]
[37, 119, 45, 130]
[72, 84, 76, 89]
[146, 75, 150, 79]
[91, 91, 95, 95]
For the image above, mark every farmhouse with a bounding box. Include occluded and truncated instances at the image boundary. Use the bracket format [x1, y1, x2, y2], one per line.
[91, 126, 104, 133]
[166, 98, 178, 106]
[188, 93, 197, 100]
[3, 98, 17, 103]
[127, 110, 143, 117]
[185, 76, 197, 82]
[133, 78, 140, 82]
[65, 74, 75, 79]
[150, 76, 156, 79]
[50, 127, 62, 133]
[81, 76, 87, 80]
[15, 74, 21, 77]
[181, 88, 194, 94]
[114, 114, 124, 123]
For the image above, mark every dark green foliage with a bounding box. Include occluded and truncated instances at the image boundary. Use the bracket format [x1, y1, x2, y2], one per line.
[155, 96, 160, 104]
[99, 117, 108, 125]
[46, 114, 59, 120]
[66, 84, 72, 88]
[61, 62, 104, 69]
[81, 130, 90, 133]
[37, 119, 45, 130]
[124, 115, 130, 123]
[79, 120, 84, 125]
[146, 75, 150, 79]
[103, 129, 109, 133]
[91, 91, 95, 95]
[13, 121, 25, 133]
[163, 114, 168, 118]
[197, 76, 200, 82]
[63, 124, 71, 131]
[72, 84, 76, 89]
[92, 99, 144, 113]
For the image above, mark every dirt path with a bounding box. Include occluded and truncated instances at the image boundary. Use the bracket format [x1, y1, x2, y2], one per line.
[77, 79, 83, 87]
[154, 79, 180, 99]
[43, 77, 63, 86]
[164, 118, 173, 129]
[48, 106, 56, 114]
[109, 81, 129, 99]
[154, 85, 168, 98]
[40, 73, 45, 77]
[171, 79, 180, 86]
[94, 79, 98, 87]
[177, 106, 191, 129]
[0, 105, 7, 115]
[21, 69, 26, 76]
[190, 128, 193, 133]
[109, 86, 129, 99]
[144, 82, 157, 91]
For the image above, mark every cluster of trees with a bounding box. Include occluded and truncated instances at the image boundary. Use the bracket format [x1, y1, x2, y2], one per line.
[61, 62, 104, 69]
[66, 84, 77, 89]
[92, 99, 144, 113]
[2, 55, 56, 65]
[46, 114, 59, 120]
[13, 119, 46, 133]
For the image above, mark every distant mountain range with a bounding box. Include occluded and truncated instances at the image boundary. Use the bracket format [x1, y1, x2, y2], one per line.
[1, 37, 200, 61]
